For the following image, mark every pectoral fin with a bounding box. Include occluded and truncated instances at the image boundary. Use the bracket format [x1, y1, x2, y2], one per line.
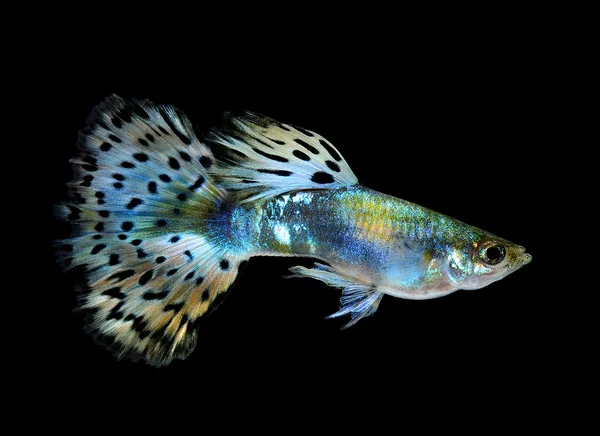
[289, 263, 384, 328]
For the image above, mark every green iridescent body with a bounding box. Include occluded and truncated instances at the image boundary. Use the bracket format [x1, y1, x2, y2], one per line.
[222, 186, 525, 300]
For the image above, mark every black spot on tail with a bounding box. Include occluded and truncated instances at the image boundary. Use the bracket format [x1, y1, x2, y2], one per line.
[94, 222, 104, 232]
[133, 153, 149, 162]
[159, 174, 171, 183]
[179, 151, 191, 162]
[170, 236, 180, 243]
[220, 259, 230, 270]
[148, 181, 157, 193]
[91, 244, 106, 255]
[201, 289, 210, 301]
[126, 198, 143, 209]
[188, 176, 205, 191]
[139, 270, 153, 286]
[132, 317, 150, 337]
[169, 157, 180, 170]
[138, 138, 149, 147]
[121, 221, 134, 232]
[109, 270, 135, 282]
[106, 301, 125, 321]
[184, 271, 195, 281]
[67, 206, 81, 221]
[109, 254, 120, 265]
[200, 156, 213, 169]
[108, 134, 122, 143]
[156, 219, 167, 227]
[102, 287, 126, 299]
[143, 290, 169, 300]
[164, 302, 184, 313]
[81, 175, 94, 187]
[121, 161, 135, 169]
[100, 142, 112, 152]
[258, 169, 292, 176]
[111, 117, 122, 128]
[112, 174, 125, 181]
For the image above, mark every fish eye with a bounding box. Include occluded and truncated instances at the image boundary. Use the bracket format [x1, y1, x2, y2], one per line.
[480, 242, 505, 265]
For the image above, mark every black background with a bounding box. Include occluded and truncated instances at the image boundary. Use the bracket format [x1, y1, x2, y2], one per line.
[39, 28, 554, 407]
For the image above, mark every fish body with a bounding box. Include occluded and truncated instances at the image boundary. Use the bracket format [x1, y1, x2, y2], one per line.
[229, 186, 529, 301]
[56, 96, 531, 366]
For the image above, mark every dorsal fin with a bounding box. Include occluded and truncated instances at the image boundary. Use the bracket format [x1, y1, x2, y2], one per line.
[208, 112, 358, 203]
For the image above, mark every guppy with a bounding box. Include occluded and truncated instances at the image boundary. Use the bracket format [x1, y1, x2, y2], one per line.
[57, 95, 531, 366]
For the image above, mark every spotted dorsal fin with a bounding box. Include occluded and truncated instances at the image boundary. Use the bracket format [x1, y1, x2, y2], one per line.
[208, 112, 358, 203]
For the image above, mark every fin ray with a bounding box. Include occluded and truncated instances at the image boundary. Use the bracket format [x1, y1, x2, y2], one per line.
[289, 263, 383, 328]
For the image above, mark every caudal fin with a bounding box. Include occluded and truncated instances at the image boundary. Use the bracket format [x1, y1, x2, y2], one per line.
[56, 95, 248, 366]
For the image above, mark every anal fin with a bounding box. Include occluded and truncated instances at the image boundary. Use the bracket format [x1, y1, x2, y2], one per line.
[289, 263, 384, 329]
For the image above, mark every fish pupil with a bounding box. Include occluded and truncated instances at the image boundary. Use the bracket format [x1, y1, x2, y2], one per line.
[484, 245, 505, 264]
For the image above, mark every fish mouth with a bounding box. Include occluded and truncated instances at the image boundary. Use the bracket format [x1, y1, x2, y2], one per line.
[517, 245, 532, 266]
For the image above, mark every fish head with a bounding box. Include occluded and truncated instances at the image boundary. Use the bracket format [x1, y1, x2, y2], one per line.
[445, 234, 531, 290]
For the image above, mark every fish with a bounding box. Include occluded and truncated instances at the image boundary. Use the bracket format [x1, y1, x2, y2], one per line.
[56, 95, 531, 366]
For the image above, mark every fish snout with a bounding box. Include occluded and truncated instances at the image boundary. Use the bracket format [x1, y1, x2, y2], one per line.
[516, 246, 532, 265]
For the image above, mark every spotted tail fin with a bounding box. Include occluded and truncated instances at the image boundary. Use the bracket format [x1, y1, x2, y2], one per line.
[56, 95, 248, 366]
